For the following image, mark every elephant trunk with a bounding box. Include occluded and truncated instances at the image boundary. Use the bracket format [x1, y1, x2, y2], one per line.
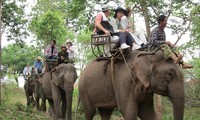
[169, 84, 185, 120]
[171, 97, 184, 120]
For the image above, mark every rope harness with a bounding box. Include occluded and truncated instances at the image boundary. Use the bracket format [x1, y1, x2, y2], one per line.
[109, 50, 143, 94]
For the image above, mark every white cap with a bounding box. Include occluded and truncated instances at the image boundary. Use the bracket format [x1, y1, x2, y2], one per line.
[102, 4, 110, 12]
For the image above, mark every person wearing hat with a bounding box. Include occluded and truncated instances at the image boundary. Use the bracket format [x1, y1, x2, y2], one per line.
[110, 7, 145, 50]
[93, 4, 135, 50]
[66, 40, 75, 61]
[34, 56, 43, 74]
[121, 7, 148, 50]
[57, 44, 69, 65]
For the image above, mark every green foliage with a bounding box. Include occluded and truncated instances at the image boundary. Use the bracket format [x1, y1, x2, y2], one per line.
[190, 5, 200, 48]
[191, 59, 200, 79]
[2, 0, 29, 44]
[68, 0, 86, 19]
[185, 81, 200, 107]
[29, 11, 67, 47]
[161, 97, 200, 120]
[2, 44, 42, 74]
[31, 0, 68, 17]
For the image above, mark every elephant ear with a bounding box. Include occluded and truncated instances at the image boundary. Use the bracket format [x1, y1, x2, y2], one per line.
[132, 56, 153, 88]
[50, 67, 59, 86]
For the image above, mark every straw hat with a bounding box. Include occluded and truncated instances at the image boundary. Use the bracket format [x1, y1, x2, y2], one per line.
[61, 44, 66, 48]
[65, 39, 73, 46]
[37, 56, 42, 60]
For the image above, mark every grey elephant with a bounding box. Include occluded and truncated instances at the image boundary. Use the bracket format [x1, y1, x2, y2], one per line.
[24, 74, 35, 107]
[34, 73, 46, 111]
[79, 50, 185, 120]
[41, 71, 56, 118]
[50, 63, 77, 120]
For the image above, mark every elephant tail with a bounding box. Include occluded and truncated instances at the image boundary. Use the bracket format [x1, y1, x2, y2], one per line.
[75, 93, 80, 120]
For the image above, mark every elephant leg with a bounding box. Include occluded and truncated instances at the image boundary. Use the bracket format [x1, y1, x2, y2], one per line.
[48, 99, 56, 118]
[118, 95, 138, 120]
[30, 95, 35, 107]
[51, 83, 63, 118]
[61, 91, 66, 118]
[26, 95, 30, 106]
[123, 104, 138, 120]
[98, 108, 114, 120]
[82, 97, 96, 120]
[25, 90, 32, 106]
[138, 99, 158, 120]
[41, 98, 46, 112]
[35, 96, 40, 111]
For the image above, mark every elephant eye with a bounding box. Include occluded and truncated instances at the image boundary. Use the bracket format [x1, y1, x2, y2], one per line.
[166, 71, 174, 81]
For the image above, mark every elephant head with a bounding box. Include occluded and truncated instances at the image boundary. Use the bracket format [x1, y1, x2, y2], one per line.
[50, 63, 77, 86]
[132, 50, 184, 120]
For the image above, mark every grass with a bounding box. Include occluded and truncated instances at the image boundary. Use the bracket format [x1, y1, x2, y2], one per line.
[0, 82, 49, 120]
[161, 97, 200, 120]
[1, 83, 200, 120]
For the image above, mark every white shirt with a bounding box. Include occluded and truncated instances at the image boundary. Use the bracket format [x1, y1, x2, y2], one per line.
[67, 46, 75, 59]
[120, 16, 129, 29]
[109, 17, 120, 32]
[110, 16, 129, 32]
[23, 66, 32, 76]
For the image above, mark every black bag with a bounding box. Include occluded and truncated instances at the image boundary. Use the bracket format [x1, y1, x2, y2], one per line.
[96, 21, 115, 35]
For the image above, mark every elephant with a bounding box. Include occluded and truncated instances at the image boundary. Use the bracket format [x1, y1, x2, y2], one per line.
[41, 71, 56, 118]
[79, 50, 185, 120]
[50, 63, 77, 120]
[34, 73, 46, 111]
[24, 74, 36, 107]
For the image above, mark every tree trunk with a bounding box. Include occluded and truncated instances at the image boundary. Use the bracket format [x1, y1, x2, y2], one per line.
[0, 0, 2, 106]
[141, 0, 151, 39]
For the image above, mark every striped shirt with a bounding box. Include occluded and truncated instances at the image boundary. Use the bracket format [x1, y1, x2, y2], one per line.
[148, 26, 166, 48]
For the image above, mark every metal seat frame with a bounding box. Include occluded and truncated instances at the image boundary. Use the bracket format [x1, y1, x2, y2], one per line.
[91, 34, 118, 58]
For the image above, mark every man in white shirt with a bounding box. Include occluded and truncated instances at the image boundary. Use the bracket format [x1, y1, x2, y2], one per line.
[23, 63, 32, 79]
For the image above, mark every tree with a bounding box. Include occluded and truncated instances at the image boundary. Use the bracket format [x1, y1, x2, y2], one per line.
[2, 43, 42, 75]
[1, 0, 28, 44]
[0, 0, 28, 105]
[29, 11, 67, 47]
